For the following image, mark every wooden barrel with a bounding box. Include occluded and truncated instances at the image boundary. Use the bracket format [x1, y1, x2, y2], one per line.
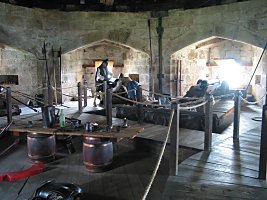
[27, 133, 56, 163]
[83, 137, 113, 172]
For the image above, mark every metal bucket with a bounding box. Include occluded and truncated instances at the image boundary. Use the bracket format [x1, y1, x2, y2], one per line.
[83, 137, 113, 172]
[27, 133, 56, 163]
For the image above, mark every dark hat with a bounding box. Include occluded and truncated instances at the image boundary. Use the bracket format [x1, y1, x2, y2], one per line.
[102, 58, 109, 63]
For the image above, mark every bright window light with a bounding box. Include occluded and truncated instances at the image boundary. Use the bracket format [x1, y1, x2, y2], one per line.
[215, 59, 244, 89]
[95, 60, 114, 73]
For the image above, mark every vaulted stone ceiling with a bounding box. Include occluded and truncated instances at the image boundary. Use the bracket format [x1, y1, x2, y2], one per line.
[0, 0, 253, 12]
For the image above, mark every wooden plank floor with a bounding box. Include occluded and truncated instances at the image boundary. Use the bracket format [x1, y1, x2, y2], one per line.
[0, 138, 170, 200]
[0, 103, 198, 200]
[163, 105, 267, 200]
[1, 102, 267, 199]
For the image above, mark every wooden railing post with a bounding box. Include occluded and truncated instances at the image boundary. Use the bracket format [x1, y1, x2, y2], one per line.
[204, 93, 213, 151]
[43, 82, 48, 107]
[170, 102, 180, 176]
[6, 87, 12, 124]
[233, 90, 242, 140]
[137, 85, 144, 124]
[83, 80, 87, 107]
[106, 88, 112, 132]
[78, 82, 82, 113]
[259, 104, 267, 179]
[48, 84, 53, 106]
[103, 81, 107, 108]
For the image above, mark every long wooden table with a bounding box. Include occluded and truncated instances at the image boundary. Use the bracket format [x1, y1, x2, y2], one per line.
[3, 108, 144, 139]
[9, 124, 144, 139]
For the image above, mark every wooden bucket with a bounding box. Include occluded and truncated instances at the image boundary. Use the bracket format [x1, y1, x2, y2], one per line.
[27, 133, 56, 163]
[83, 137, 113, 172]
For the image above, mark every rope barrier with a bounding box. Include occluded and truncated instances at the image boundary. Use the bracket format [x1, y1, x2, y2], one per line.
[56, 86, 77, 90]
[115, 88, 135, 95]
[0, 120, 13, 137]
[96, 82, 104, 87]
[84, 83, 104, 89]
[251, 116, 262, 122]
[61, 93, 78, 98]
[57, 90, 87, 100]
[180, 100, 208, 110]
[112, 93, 170, 107]
[115, 91, 128, 95]
[12, 91, 45, 105]
[112, 92, 208, 109]
[12, 86, 45, 92]
[143, 87, 234, 103]
[240, 96, 258, 105]
[213, 93, 235, 100]
[17, 113, 41, 121]
[178, 97, 206, 107]
[142, 88, 170, 98]
[11, 95, 40, 113]
[170, 96, 198, 102]
[141, 109, 174, 200]
[240, 92, 267, 105]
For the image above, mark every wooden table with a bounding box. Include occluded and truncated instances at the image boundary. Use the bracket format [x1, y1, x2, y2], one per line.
[9, 124, 144, 139]
[5, 108, 144, 139]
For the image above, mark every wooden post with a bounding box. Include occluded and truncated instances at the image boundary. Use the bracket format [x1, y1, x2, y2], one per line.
[258, 69, 267, 180]
[43, 82, 48, 107]
[106, 88, 112, 132]
[233, 90, 242, 140]
[83, 80, 87, 107]
[137, 85, 144, 124]
[59, 47, 63, 105]
[6, 87, 12, 124]
[103, 81, 107, 108]
[78, 82, 82, 113]
[170, 102, 180, 176]
[48, 84, 53, 106]
[259, 105, 267, 179]
[157, 16, 164, 94]
[204, 94, 213, 151]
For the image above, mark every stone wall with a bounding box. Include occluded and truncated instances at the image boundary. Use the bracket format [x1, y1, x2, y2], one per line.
[0, 0, 267, 101]
[252, 47, 267, 105]
[0, 45, 38, 104]
[171, 45, 207, 96]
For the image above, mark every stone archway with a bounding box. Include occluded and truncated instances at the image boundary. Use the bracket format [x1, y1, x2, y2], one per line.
[167, 36, 267, 104]
[61, 39, 150, 102]
[161, 0, 267, 96]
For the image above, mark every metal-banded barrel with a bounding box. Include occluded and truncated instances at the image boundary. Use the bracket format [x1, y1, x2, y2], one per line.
[83, 137, 113, 172]
[27, 133, 56, 163]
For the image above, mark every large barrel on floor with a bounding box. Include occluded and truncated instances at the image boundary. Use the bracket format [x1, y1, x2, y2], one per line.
[27, 133, 56, 163]
[83, 137, 113, 172]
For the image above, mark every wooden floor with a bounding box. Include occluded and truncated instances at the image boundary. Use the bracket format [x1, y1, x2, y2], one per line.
[163, 105, 267, 200]
[0, 102, 267, 199]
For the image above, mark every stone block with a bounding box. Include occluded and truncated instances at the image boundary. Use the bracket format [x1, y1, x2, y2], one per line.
[222, 10, 240, 22]
[193, 12, 222, 25]
[257, 18, 267, 30]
